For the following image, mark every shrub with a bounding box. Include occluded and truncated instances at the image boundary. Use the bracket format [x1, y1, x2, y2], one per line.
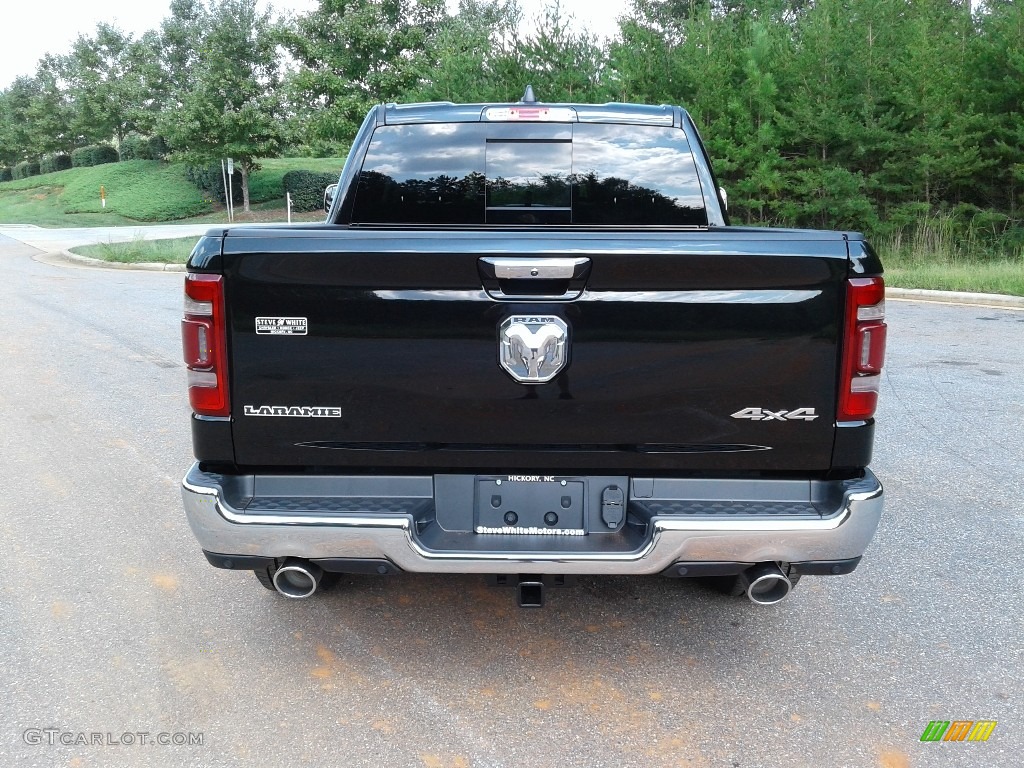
[119, 133, 170, 161]
[13, 160, 40, 179]
[71, 144, 120, 168]
[39, 153, 73, 174]
[70, 148, 89, 168]
[118, 134, 148, 161]
[283, 170, 339, 212]
[93, 145, 120, 165]
[0, 166, 11, 182]
[185, 162, 242, 205]
[148, 135, 169, 160]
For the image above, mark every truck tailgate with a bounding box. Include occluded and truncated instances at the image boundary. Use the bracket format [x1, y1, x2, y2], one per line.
[222, 228, 848, 473]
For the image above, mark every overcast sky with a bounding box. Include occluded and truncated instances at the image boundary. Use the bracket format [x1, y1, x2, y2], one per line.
[0, 0, 624, 90]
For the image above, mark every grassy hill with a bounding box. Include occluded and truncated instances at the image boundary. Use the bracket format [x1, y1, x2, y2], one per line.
[0, 157, 345, 227]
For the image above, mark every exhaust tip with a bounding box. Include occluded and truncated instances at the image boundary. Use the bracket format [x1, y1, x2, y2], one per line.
[272, 558, 323, 599]
[741, 563, 792, 605]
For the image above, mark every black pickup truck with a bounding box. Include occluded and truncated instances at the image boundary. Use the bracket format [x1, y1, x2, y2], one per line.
[180, 95, 886, 607]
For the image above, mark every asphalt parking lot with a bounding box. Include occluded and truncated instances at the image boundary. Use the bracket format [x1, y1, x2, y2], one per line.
[1, 234, 1020, 767]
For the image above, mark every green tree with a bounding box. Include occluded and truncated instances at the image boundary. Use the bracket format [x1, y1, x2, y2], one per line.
[122, 31, 169, 137]
[26, 56, 74, 156]
[966, 0, 1023, 221]
[611, 2, 789, 224]
[771, 0, 886, 231]
[2, 79, 36, 163]
[158, 0, 284, 211]
[512, 2, 608, 102]
[0, 90, 18, 167]
[63, 24, 137, 145]
[160, 0, 207, 99]
[880, 0, 985, 210]
[283, 0, 447, 148]
[606, 13, 678, 104]
[405, 0, 523, 103]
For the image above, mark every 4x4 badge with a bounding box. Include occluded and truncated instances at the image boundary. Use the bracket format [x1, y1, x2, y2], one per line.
[731, 407, 818, 422]
[499, 316, 568, 383]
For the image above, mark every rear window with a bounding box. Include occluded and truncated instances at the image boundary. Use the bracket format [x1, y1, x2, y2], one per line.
[352, 122, 707, 226]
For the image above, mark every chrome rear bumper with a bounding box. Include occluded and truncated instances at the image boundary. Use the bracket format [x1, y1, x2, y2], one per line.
[181, 464, 883, 576]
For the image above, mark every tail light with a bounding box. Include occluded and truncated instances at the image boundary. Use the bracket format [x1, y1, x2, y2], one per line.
[182, 273, 230, 417]
[838, 277, 887, 421]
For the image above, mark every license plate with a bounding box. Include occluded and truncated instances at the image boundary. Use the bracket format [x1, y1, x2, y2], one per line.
[474, 476, 585, 535]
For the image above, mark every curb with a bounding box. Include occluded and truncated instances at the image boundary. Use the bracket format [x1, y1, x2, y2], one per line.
[886, 287, 1024, 309]
[60, 250, 186, 273]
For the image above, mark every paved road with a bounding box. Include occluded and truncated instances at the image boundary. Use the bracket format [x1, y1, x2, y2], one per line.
[1, 234, 1021, 768]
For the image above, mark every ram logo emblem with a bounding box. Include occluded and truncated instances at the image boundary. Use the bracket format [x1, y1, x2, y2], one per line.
[499, 316, 569, 383]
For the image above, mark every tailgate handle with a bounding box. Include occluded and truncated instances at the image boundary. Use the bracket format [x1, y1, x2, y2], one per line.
[478, 257, 591, 301]
[481, 257, 590, 280]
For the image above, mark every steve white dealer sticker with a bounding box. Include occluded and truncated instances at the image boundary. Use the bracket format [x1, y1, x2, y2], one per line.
[256, 317, 308, 335]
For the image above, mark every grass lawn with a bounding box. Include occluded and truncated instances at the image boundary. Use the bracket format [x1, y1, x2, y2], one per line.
[70, 237, 201, 264]
[884, 251, 1024, 297]
[0, 185, 140, 227]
